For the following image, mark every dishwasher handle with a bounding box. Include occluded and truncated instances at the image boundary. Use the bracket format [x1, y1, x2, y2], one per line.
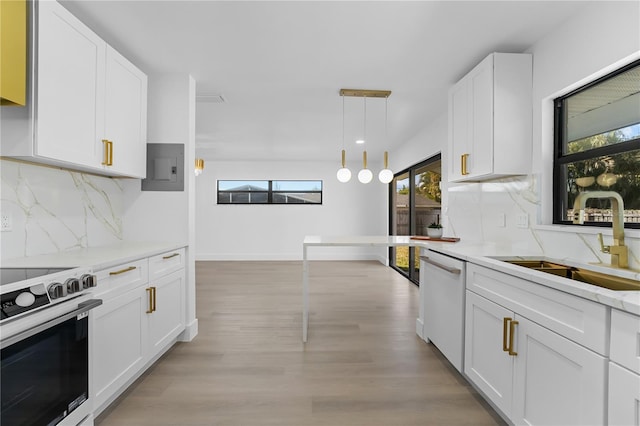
[420, 256, 461, 275]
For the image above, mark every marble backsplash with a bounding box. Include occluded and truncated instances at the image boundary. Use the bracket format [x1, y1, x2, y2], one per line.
[445, 174, 640, 270]
[0, 159, 124, 260]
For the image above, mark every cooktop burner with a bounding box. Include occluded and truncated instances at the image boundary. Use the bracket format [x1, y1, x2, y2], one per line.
[0, 268, 74, 286]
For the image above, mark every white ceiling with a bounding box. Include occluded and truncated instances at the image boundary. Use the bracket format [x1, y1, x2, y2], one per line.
[60, 0, 593, 162]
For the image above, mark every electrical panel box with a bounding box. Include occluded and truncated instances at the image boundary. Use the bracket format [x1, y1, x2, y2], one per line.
[141, 143, 184, 191]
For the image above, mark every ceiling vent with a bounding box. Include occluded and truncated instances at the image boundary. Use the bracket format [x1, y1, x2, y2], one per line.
[196, 94, 226, 103]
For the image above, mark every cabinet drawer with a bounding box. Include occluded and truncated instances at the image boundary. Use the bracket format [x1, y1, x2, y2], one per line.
[95, 259, 148, 297]
[466, 264, 609, 355]
[149, 248, 185, 281]
[610, 309, 640, 374]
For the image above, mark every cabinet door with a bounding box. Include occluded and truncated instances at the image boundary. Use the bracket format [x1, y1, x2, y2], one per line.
[448, 78, 469, 181]
[35, 1, 105, 168]
[464, 290, 514, 417]
[512, 315, 607, 426]
[104, 46, 147, 178]
[467, 55, 493, 178]
[609, 362, 640, 426]
[148, 269, 185, 357]
[92, 286, 147, 412]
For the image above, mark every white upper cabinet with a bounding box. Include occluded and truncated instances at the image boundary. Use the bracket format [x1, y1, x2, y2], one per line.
[0, 1, 147, 178]
[104, 46, 147, 178]
[448, 53, 532, 182]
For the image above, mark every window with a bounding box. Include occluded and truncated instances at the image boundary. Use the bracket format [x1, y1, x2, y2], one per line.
[217, 180, 322, 204]
[554, 60, 640, 228]
[389, 155, 442, 284]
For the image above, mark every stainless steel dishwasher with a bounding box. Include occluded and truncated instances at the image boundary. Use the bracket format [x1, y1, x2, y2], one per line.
[420, 249, 466, 372]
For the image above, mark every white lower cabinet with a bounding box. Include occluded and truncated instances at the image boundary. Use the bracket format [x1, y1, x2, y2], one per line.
[148, 269, 185, 355]
[464, 265, 608, 425]
[608, 362, 640, 426]
[92, 286, 147, 411]
[91, 248, 186, 415]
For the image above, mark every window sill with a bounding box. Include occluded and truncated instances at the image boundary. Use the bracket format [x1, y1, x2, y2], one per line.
[534, 224, 640, 239]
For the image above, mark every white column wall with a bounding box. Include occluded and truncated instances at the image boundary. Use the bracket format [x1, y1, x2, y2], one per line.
[122, 73, 198, 340]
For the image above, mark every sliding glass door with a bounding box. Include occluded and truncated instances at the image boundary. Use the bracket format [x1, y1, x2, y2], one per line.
[389, 154, 441, 284]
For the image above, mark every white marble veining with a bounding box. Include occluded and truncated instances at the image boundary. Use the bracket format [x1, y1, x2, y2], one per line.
[1, 159, 124, 260]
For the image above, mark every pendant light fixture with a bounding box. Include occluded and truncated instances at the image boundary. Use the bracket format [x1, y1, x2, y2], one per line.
[336, 94, 351, 183]
[357, 96, 373, 183]
[378, 96, 393, 184]
[337, 89, 392, 184]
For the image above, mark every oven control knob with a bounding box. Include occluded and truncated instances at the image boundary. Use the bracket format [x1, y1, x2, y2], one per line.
[65, 278, 81, 294]
[80, 274, 97, 289]
[48, 282, 67, 299]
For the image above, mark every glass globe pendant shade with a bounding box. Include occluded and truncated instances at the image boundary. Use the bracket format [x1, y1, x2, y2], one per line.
[378, 151, 393, 183]
[336, 149, 351, 183]
[358, 169, 373, 184]
[358, 151, 373, 184]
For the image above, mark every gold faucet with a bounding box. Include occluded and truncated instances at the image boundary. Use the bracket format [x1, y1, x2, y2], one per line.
[572, 191, 628, 269]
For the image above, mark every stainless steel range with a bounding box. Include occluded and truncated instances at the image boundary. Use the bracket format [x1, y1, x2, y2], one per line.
[1, 266, 102, 426]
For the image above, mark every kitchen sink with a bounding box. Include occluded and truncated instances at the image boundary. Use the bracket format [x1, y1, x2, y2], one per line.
[503, 259, 640, 291]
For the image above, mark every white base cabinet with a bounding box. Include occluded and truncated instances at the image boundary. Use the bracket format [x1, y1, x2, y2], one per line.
[464, 264, 608, 425]
[608, 308, 640, 425]
[91, 248, 185, 415]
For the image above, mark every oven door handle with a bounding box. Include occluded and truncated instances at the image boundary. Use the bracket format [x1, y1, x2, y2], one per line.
[1, 299, 103, 349]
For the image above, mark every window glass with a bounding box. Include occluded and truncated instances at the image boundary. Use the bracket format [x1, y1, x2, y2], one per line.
[554, 60, 640, 228]
[217, 180, 322, 205]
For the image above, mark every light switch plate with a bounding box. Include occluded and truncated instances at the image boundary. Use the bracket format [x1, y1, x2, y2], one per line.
[516, 213, 529, 228]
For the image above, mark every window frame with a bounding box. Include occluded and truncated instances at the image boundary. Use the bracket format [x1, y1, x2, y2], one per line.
[553, 59, 640, 229]
[217, 180, 323, 205]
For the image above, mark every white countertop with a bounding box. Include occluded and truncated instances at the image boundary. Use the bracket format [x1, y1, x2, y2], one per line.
[1, 241, 187, 271]
[304, 235, 640, 316]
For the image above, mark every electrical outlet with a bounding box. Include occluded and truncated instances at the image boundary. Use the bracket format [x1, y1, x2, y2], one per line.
[1, 213, 12, 232]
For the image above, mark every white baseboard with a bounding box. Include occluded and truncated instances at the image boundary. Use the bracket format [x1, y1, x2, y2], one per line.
[416, 318, 425, 340]
[179, 319, 198, 342]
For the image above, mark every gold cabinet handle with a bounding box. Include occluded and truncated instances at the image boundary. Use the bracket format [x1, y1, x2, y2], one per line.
[146, 287, 153, 314]
[461, 153, 469, 175]
[508, 320, 519, 356]
[152, 286, 157, 312]
[102, 139, 110, 165]
[162, 253, 179, 260]
[109, 266, 136, 276]
[102, 139, 113, 166]
[502, 317, 511, 352]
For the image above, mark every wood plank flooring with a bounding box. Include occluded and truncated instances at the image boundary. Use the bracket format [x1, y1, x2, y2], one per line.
[96, 261, 504, 426]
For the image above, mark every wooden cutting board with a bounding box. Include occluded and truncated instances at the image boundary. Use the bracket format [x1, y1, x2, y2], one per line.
[410, 236, 460, 242]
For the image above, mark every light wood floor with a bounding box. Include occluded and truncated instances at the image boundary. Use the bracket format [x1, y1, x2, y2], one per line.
[96, 261, 504, 426]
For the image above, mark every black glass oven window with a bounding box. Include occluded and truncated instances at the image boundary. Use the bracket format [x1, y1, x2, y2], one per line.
[1, 316, 88, 426]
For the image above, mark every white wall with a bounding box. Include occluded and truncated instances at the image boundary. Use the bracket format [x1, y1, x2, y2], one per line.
[123, 73, 198, 340]
[389, 0, 639, 268]
[195, 159, 387, 260]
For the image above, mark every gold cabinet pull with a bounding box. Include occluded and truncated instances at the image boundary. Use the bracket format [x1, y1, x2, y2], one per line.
[109, 266, 136, 276]
[108, 140, 113, 165]
[502, 317, 511, 352]
[508, 320, 519, 356]
[102, 139, 113, 166]
[146, 287, 153, 314]
[461, 153, 469, 175]
[102, 139, 109, 165]
[151, 286, 157, 312]
[162, 253, 179, 260]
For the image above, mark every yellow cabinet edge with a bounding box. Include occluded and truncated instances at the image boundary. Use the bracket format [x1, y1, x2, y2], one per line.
[0, 0, 27, 106]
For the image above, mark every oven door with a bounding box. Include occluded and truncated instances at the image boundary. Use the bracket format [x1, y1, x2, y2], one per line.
[1, 299, 101, 426]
